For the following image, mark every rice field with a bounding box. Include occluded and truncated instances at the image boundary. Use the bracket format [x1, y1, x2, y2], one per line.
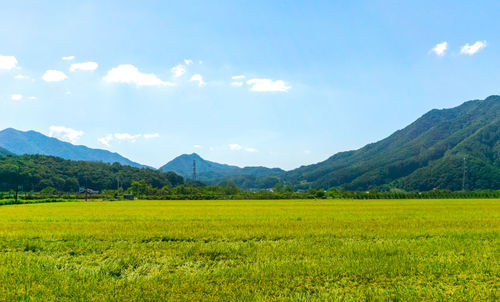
[0, 199, 498, 301]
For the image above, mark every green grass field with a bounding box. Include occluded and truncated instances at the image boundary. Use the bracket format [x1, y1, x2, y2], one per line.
[0, 199, 497, 301]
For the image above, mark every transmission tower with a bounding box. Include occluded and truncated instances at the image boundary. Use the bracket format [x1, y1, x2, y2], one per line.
[192, 160, 196, 181]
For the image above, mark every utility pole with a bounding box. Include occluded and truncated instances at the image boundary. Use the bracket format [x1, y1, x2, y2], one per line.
[462, 157, 466, 191]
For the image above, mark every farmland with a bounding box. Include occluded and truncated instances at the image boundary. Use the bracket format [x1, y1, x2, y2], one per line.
[0, 199, 498, 301]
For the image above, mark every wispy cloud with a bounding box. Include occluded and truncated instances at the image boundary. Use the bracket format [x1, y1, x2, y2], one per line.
[229, 143, 242, 151]
[11, 94, 23, 101]
[114, 133, 141, 142]
[231, 82, 243, 87]
[103, 64, 174, 86]
[190, 74, 206, 87]
[430, 41, 447, 56]
[247, 78, 291, 92]
[229, 144, 258, 152]
[171, 64, 186, 78]
[460, 41, 487, 55]
[232, 75, 245, 80]
[98, 134, 113, 147]
[70, 62, 98, 72]
[62, 56, 75, 61]
[99, 132, 148, 146]
[184, 59, 193, 65]
[14, 74, 29, 80]
[0, 55, 18, 70]
[49, 126, 84, 144]
[42, 70, 68, 82]
[144, 133, 160, 139]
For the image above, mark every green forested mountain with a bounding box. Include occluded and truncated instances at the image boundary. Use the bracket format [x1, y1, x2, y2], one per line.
[0, 147, 12, 156]
[1, 96, 498, 193]
[160, 153, 284, 188]
[0, 128, 147, 168]
[0, 154, 183, 192]
[285, 95, 500, 191]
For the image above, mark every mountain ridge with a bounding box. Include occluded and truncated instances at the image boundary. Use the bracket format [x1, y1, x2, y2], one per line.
[284, 95, 500, 191]
[160, 153, 284, 187]
[0, 128, 148, 169]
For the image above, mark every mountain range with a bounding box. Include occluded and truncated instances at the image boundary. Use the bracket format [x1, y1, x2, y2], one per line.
[0, 95, 498, 191]
[0, 128, 147, 169]
[159, 153, 284, 187]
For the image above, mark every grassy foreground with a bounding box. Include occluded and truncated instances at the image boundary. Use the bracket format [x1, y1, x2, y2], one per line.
[0, 199, 497, 301]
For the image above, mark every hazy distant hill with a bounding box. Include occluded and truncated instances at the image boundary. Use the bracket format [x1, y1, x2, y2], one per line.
[0, 147, 13, 156]
[285, 95, 500, 191]
[0, 128, 147, 169]
[160, 153, 284, 187]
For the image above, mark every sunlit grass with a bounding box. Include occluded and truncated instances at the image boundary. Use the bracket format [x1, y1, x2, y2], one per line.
[0, 199, 498, 301]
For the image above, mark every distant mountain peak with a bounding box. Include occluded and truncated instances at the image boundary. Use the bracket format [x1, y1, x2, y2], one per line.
[159, 153, 284, 186]
[0, 128, 148, 169]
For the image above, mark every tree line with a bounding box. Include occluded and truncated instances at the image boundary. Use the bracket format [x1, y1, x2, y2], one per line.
[0, 154, 499, 201]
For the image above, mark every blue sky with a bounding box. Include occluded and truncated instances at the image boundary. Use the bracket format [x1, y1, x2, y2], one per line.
[0, 1, 498, 170]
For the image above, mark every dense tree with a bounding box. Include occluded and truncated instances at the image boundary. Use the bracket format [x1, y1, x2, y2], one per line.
[0, 154, 184, 192]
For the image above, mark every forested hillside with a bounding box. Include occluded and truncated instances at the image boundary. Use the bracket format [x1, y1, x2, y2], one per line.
[0, 147, 12, 156]
[0, 154, 183, 192]
[284, 95, 500, 191]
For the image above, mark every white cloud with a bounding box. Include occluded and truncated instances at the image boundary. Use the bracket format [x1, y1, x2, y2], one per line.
[42, 70, 68, 82]
[98, 134, 113, 147]
[193, 144, 202, 148]
[62, 56, 75, 61]
[103, 64, 174, 86]
[247, 78, 291, 92]
[144, 133, 160, 139]
[171, 64, 186, 78]
[229, 143, 242, 151]
[232, 75, 245, 80]
[184, 59, 193, 65]
[49, 126, 84, 144]
[0, 55, 18, 70]
[209, 146, 215, 151]
[430, 41, 447, 56]
[229, 143, 258, 152]
[231, 82, 243, 87]
[114, 133, 141, 142]
[11, 94, 23, 101]
[70, 62, 98, 72]
[98, 133, 146, 146]
[304, 150, 311, 154]
[28, 96, 37, 100]
[66, 91, 71, 95]
[190, 74, 206, 87]
[15, 74, 29, 80]
[460, 41, 487, 55]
